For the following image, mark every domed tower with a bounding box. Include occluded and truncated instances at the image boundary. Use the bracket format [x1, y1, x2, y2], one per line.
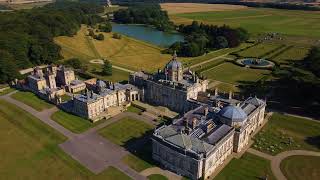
[165, 51, 183, 82]
[218, 105, 248, 127]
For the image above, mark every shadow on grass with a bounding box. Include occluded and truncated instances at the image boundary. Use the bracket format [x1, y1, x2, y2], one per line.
[122, 129, 158, 166]
[305, 136, 320, 149]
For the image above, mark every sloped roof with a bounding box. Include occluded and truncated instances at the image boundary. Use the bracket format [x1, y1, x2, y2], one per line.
[165, 133, 213, 154]
[219, 105, 247, 122]
[246, 97, 264, 106]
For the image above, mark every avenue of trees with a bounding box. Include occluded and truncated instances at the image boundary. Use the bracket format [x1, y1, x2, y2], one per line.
[0, 1, 104, 83]
[165, 21, 249, 57]
[113, 4, 174, 31]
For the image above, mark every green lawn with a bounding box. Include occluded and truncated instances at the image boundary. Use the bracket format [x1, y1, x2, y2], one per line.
[252, 113, 320, 155]
[147, 174, 168, 180]
[60, 94, 72, 102]
[202, 62, 270, 85]
[272, 46, 310, 64]
[98, 117, 154, 146]
[0, 99, 132, 179]
[280, 155, 320, 180]
[191, 58, 225, 74]
[94, 166, 132, 180]
[210, 82, 240, 93]
[51, 110, 94, 133]
[181, 43, 252, 67]
[0, 88, 15, 96]
[126, 106, 144, 114]
[122, 154, 153, 172]
[215, 153, 276, 180]
[89, 64, 130, 83]
[174, 8, 320, 38]
[11, 91, 54, 111]
[237, 43, 283, 58]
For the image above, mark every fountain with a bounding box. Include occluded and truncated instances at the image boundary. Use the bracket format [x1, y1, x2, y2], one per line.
[236, 58, 275, 69]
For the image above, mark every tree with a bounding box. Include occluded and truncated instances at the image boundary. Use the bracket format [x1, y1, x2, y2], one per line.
[0, 50, 19, 83]
[64, 58, 82, 69]
[215, 36, 229, 49]
[112, 33, 122, 39]
[88, 29, 95, 37]
[99, 22, 112, 32]
[102, 60, 112, 76]
[95, 33, 105, 41]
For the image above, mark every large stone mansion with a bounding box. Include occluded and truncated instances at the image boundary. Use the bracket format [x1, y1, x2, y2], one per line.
[152, 96, 266, 179]
[130, 52, 208, 113]
[17, 53, 266, 179]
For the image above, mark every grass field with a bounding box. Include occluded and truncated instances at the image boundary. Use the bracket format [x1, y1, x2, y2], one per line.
[98, 117, 154, 146]
[55, 26, 173, 73]
[201, 62, 270, 85]
[0, 88, 15, 96]
[51, 110, 94, 133]
[11, 91, 53, 111]
[280, 155, 320, 180]
[161, 3, 248, 14]
[88, 63, 130, 82]
[181, 43, 253, 67]
[237, 43, 283, 58]
[147, 174, 168, 180]
[272, 46, 310, 64]
[126, 106, 144, 114]
[172, 7, 320, 38]
[122, 154, 153, 172]
[215, 153, 276, 180]
[0, 99, 132, 179]
[252, 113, 320, 155]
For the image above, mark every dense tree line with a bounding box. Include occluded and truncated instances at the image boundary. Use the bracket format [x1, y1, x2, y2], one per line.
[304, 47, 320, 77]
[0, 1, 104, 83]
[165, 21, 249, 57]
[113, 0, 320, 11]
[113, 4, 174, 31]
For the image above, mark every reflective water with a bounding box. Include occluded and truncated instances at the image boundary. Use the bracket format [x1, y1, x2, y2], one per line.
[112, 24, 184, 47]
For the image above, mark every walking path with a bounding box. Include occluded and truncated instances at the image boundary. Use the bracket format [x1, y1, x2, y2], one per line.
[0, 91, 156, 180]
[0, 92, 77, 139]
[248, 148, 320, 180]
[186, 53, 229, 70]
[90, 59, 135, 73]
[141, 167, 181, 180]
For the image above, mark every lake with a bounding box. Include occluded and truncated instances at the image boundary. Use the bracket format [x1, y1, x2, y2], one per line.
[112, 24, 184, 47]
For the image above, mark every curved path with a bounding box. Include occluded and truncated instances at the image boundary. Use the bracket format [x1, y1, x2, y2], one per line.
[271, 150, 320, 180]
[90, 59, 135, 73]
[141, 167, 181, 180]
[248, 148, 320, 180]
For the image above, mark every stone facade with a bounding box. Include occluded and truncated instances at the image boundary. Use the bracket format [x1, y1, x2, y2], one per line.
[56, 66, 75, 86]
[72, 80, 140, 121]
[130, 53, 208, 113]
[152, 96, 266, 180]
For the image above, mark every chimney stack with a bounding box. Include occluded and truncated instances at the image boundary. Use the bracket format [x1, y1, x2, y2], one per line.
[204, 107, 209, 116]
[229, 91, 232, 99]
[192, 118, 197, 129]
[214, 88, 218, 96]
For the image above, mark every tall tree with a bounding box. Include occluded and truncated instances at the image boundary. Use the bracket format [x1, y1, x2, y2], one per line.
[102, 60, 112, 76]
